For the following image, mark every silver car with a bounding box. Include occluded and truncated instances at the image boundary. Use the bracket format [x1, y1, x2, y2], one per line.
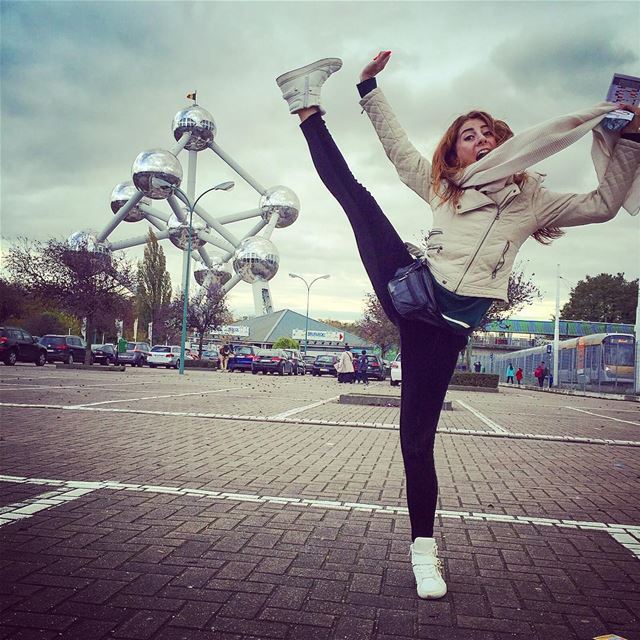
[141, 344, 179, 368]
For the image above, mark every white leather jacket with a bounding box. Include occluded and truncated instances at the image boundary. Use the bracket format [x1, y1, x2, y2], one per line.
[360, 88, 640, 301]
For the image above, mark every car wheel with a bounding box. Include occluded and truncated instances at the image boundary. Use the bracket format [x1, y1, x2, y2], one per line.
[149, 363, 156, 368]
[67, 354, 74, 365]
[390, 380, 399, 386]
[35, 352, 46, 366]
[174, 360, 180, 370]
[4, 350, 17, 366]
[252, 369, 258, 374]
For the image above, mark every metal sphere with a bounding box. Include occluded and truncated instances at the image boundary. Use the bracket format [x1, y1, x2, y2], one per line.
[110, 181, 150, 222]
[194, 263, 232, 288]
[132, 149, 183, 199]
[65, 231, 111, 274]
[260, 185, 300, 228]
[172, 105, 216, 152]
[232, 236, 280, 283]
[66, 230, 108, 254]
[167, 213, 206, 250]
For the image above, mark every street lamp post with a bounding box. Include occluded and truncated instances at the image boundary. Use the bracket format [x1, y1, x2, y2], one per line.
[289, 273, 330, 355]
[152, 178, 234, 375]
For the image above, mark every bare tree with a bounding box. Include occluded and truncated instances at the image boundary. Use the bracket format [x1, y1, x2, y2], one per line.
[168, 283, 232, 357]
[356, 292, 400, 358]
[4, 237, 135, 364]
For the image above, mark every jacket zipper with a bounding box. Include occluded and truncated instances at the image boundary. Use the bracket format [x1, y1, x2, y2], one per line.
[453, 206, 501, 293]
[491, 241, 510, 279]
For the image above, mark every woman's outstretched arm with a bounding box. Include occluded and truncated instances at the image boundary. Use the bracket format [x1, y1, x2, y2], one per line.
[534, 105, 640, 228]
[359, 51, 432, 203]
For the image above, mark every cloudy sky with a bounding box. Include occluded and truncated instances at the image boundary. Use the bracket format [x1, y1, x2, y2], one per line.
[2, 1, 639, 324]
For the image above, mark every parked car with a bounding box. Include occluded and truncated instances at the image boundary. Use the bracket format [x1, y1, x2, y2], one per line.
[117, 341, 151, 367]
[361, 354, 387, 381]
[283, 348, 306, 375]
[311, 354, 339, 377]
[303, 355, 316, 374]
[201, 350, 220, 367]
[251, 349, 294, 376]
[40, 334, 87, 364]
[390, 352, 402, 386]
[0, 326, 47, 366]
[228, 345, 259, 372]
[91, 343, 118, 365]
[148, 345, 183, 369]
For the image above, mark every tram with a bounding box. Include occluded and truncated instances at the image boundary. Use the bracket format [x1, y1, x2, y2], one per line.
[494, 333, 635, 385]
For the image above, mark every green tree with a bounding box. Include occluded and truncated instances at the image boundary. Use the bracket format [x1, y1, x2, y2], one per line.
[273, 337, 300, 349]
[356, 292, 400, 358]
[136, 230, 172, 328]
[560, 272, 638, 323]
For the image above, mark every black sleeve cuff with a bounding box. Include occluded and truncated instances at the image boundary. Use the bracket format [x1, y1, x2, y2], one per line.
[357, 77, 378, 98]
[621, 132, 640, 143]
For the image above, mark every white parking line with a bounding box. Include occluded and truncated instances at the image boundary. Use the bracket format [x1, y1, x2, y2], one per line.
[68, 387, 242, 408]
[0, 380, 162, 391]
[1, 401, 638, 447]
[454, 399, 509, 433]
[1, 474, 638, 559]
[0, 484, 98, 526]
[565, 406, 640, 426]
[267, 396, 340, 420]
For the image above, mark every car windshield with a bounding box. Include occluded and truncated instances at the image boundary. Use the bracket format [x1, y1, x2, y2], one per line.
[92, 344, 104, 349]
[41, 337, 65, 346]
[257, 349, 275, 356]
[151, 346, 171, 353]
[317, 356, 335, 363]
[235, 347, 253, 355]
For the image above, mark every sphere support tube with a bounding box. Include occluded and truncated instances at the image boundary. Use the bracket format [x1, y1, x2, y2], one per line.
[197, 229, 236, 253]
[217, 208, 263, 225]
[241, 218, 269, 242]
[97, 190, 144, 242]
[262, 213, 279, 240]
[221, 273, 243, 294]
[167, 194, 188, 222]
[144, 215, 167, 233]
[110, 228, 170, 250]
[171, 132, 192, 156]
[139, 203, 171, 223]
[197, 247, 213, 268]
[208, 141, 266, 195]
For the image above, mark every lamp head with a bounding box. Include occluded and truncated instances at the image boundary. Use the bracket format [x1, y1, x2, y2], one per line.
[215, 181, 235, 191]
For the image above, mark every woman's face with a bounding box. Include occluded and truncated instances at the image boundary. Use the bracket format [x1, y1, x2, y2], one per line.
[454, 118, 497, 168]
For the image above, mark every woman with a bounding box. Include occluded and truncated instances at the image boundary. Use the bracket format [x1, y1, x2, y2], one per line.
[515, 367, 524, 386]
[276, 54, 640, 599]
[506, 363, 515, 384]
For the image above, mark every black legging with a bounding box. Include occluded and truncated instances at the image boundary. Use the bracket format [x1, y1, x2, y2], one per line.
[301, 113, 467, 540]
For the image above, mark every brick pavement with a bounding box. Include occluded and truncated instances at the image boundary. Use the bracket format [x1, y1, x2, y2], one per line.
[1, 366, 639, 639]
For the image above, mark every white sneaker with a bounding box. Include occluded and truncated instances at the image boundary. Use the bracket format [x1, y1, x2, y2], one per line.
[276, 58, 343, 115]
[410, 537, 447, 599]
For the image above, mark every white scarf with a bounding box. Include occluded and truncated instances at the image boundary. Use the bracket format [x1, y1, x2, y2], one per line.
[456, 102, 640, 216]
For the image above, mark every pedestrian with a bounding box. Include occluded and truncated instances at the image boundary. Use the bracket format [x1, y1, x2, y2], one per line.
[473, 361, 482, 373]
[353, 354, 361, 383]
[515, 367, 523, 386]
[534, 361, 546, 388]
[275, 52, 640, 600]
[219, 343, 231, 372]
[336, 345, 354, 383]
[505, 362, 515, 384]
[358, 350, 370, 386]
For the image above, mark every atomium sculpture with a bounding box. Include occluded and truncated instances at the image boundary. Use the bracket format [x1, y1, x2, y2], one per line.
[68, 99, 300, 316]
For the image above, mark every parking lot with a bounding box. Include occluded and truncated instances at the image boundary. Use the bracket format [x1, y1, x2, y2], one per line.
[1, 365, 639, 639]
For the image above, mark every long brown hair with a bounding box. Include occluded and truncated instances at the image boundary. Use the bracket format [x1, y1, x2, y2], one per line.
[432, 110, 563, 245]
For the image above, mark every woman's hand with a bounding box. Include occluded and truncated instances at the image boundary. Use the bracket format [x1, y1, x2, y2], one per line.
[619, 103, 640, 135]
[360, 50, 392, 82]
